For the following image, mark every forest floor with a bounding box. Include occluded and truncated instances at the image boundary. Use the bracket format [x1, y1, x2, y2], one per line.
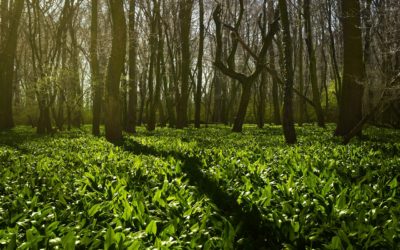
[0, 125, 399, 249]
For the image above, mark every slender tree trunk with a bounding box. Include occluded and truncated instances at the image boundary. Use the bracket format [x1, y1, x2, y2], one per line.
[195, 0, 204, 128]
[91, 0, 102, 136]
[138, 73, 146, 126]
[304, 0, 325, 127]
[257, 70, 266, 128]
[69, 14, 82, 128]
[176, 0, 193, 129]
[270, 43, 281, 125]
[105, 0, 126, 143]
[126, 0, 138, 133]
[298, 0, 305, 126]
[326, 0, 342, 109]
[146, 0, 159, 131]
[0, 0, 24, 130]
[279, 0, 297, 144]
[335, 0, 364, 136]
[213, 71, 222, 123]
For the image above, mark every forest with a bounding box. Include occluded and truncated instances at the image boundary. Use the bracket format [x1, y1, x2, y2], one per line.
[0, 0, 399, 249]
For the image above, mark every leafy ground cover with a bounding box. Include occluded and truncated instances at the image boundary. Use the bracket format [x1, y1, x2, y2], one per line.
[0, 125, 399, 249]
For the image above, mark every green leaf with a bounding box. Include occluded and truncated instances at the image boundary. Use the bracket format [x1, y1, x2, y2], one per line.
[104, 227, 115, 250]
[145, 220, 157, 235]
[6, 234, 16, 250]
[61, 231, 75, 250]
[292, 221, 300, 233]
[389, 176, 398, 189]
[330, 236, 342, 250]
[88, 203, 102, 217]
[127, 240, 141, 250]
[45, 221, 60, 235]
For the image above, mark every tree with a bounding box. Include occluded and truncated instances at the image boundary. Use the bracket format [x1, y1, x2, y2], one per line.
[126, 0, 137, 134]
[194, 0, 204, 129]
[0, 0, 24, 130]
[176, 0, 193, 129]
[297, 0, 305, 126]
[105, 0, 126, 143]
[335, 0, 364, 136]
[303, 0, 325, 127]
[146, 0, 160, 131]
[278, 0, 296, 144]
[213, 1, 280, 132]
[91, 0, 101, 136]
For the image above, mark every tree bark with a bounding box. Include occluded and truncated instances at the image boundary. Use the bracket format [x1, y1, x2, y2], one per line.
[279, 0, 297, 144]
[233, 82, 252, 132]
[0, 0, 24, 130]
[258, 70, 266, 128]
[335, 0, 364, 136]
[91, 0, 102, 136]
[195, 0, 204, 128]
[326, 0, 342, 109]
[298, 1, 305, 126]
[304, 0, 325, 127]
[270, 43, 281, 125]
[146, 0, 160, 131]
[176, 0, 193, 129]
[126, 0, 138, 133]
[105, 0, 126, 143]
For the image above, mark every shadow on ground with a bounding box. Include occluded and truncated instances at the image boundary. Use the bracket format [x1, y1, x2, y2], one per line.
[121, 139, 288, 249]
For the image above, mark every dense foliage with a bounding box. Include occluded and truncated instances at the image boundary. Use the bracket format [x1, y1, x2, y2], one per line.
[0, 126, 399, 249]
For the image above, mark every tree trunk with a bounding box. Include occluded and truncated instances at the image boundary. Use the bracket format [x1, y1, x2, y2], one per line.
[279, 0, 297, 144]
[326, 0, 342, 110]
[270, 43, 281, 125]
[195, 0, 204, 128]
[0, 0, 24, 130]
[213, 71, 222, 123]
[298, 0, 305, 126]
[91, 0, 102, 136]
[146, 0, 159, 132]
[257, 70, 266, 128]
[304, 0, 325, 127]
[126, 0, 138, 133]
[176, 0, 193, 129]
[105, 0, 126, 143]
[335, 0, 364, 136]
[232, 82, 252, 132]
[69, 15, 82, 128]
